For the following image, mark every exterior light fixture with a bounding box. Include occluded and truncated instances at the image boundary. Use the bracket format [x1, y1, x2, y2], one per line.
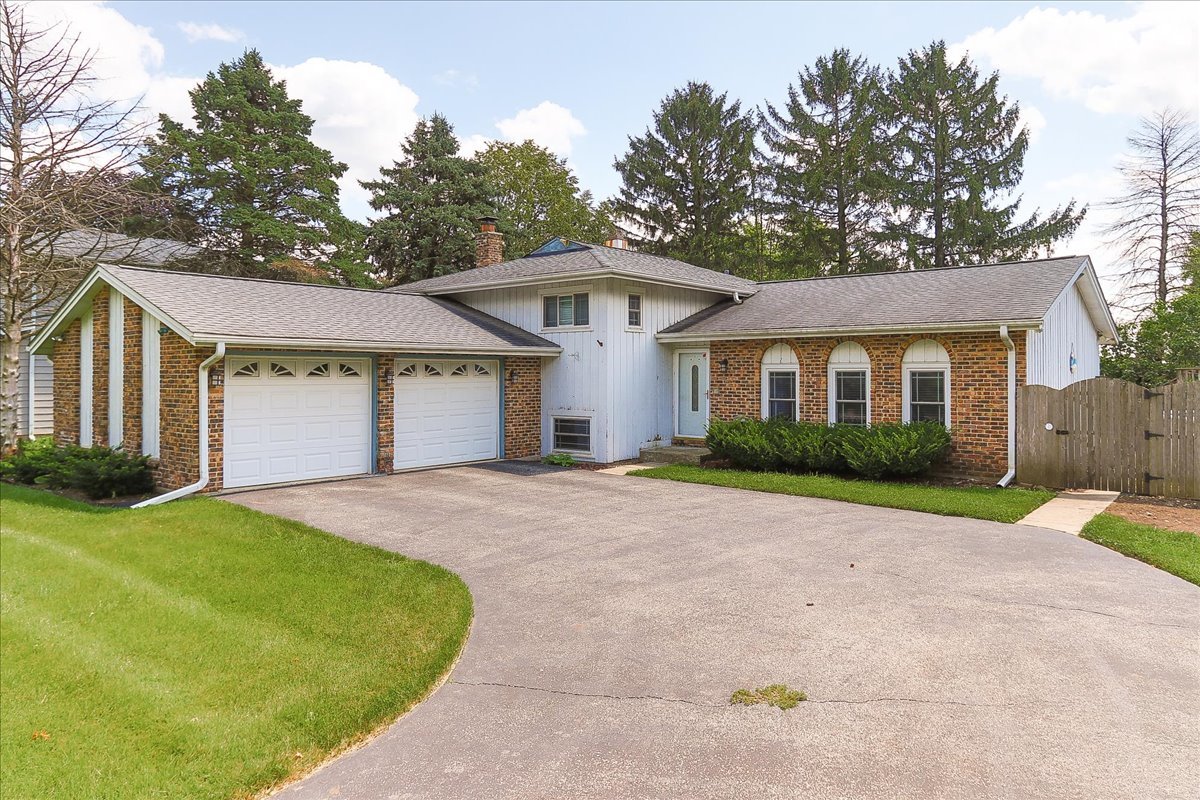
[383, 367, 394, 385]
[719, 358, 729, 372]
[508, 368, 518, 384]
[209, 370, 224, 388]
[158, 325, 170, 335]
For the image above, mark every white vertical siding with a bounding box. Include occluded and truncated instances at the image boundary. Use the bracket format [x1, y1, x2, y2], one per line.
[16, 338, 54, 436]
[1026, 282, 1102, 389]
[142, 310, 160, 457]
[455, 278, 724, 462]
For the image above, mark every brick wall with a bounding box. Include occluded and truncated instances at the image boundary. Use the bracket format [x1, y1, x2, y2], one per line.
[709, 332, 1027, 479]
[476, 230, 505, 267]
[53, 320, 82, 446]
[91, 287, 109, 446]
[376, 354, 394, 474]
[503, 356, 541, 458]
[122, 300, 143, 453]
[156, 331, 225, 491]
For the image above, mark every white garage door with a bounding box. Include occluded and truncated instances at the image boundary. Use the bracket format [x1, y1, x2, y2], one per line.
[224, 356, 372, 489]
[394, 359, 499, 470]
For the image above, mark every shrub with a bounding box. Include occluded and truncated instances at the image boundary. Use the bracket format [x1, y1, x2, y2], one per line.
[837, 422, 952, 479]
[1, 441, 155, 500]
[706, 418, 951, 479]
[541, 453, 576, 467]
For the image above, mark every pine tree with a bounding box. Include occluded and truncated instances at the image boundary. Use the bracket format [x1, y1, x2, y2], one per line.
[886, 42, 1084, 269]
[361, 114, 491, 285]
[762, 49, 894, 275]
[475, 140, 611, 258]
[139, 50, 358, 281]
[613, 82, 756, 272]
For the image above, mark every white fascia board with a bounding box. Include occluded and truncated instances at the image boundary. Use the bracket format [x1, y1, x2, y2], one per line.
[656, 319, 1045, 343]
[419, 269, 756, 298]
[1074, 258, 1119, 342]
[195, 334, 562, 357]
[30, 265, 195, 355]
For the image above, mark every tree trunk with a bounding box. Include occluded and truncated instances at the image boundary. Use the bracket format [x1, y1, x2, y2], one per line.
[1157, 173, 1169, 305]
[0, 309, 24, 455]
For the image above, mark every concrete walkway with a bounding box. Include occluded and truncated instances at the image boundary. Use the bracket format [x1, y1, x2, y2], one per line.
[597, 462, 665, 475]
[1018, 489, 1121, 534]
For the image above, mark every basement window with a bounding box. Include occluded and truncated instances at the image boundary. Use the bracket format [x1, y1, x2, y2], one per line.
[553, 417, 591, 453]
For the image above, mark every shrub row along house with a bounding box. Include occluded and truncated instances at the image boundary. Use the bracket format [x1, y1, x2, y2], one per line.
[31, 221, 1117, 496]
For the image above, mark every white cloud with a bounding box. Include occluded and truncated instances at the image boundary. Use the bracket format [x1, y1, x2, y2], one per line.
[458, 133, 492, 158]
[272, 59, 421, 219]
[433, 68, 478, 89]
[494, 101, 587, 157]
[177, 21, 244, 44]
[1019, 104, 1046, 144]
[953, 2, 1200, 116]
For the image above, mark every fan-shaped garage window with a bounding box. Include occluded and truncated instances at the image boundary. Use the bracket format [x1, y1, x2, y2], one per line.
[231, 360, 259, 378]
[450, 363, 469, 376]
[396, 363, 416, 377]
[474, 363, 492, 376]
[424, 363, 442, 377]
[270, 361, 296, 378]
[306, 361, 330, 378]
[339, 362, 362, 378]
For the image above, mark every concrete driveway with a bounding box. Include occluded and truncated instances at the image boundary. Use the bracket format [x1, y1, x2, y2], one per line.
[228, 465, 1199, 799]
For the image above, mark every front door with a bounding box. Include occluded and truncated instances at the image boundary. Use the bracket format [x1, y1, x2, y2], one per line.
[676, 351, 709, 438]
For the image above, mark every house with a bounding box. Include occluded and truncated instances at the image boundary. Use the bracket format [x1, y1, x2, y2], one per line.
[11, 230, 200, 437]
[30, 222, 1117, 497]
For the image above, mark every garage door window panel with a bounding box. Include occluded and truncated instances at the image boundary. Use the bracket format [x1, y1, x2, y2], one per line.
[306, 361, 330, 378]
[270, 361, 296, 378]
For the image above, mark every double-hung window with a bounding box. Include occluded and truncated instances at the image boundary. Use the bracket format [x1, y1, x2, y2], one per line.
[627, 293, 643, 329]
[833, 370, 868, 425]
[908, 370, 947, 424]
[542, 292, 589, 329]
[766, 370, 798, 420]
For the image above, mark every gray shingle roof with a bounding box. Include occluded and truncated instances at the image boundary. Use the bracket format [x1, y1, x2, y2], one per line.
[99, 265, 558, 352]
[35, 229, 201, 266]
[397, 242, 757, 295]
[660, 256, 1093, 337]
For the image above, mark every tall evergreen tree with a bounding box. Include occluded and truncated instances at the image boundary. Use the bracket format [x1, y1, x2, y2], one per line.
[475, 140, 611, 258]
[762, 49, 894, 274]
[139, 50, 358, 281]
[613, 82, 756, 272]
[361, 114, 491, 284]
[886, 42, 1084, 269]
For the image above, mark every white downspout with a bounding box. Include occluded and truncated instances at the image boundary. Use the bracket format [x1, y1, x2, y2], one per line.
[134, 342, 225, 508]
[997, 325, 1016, 487]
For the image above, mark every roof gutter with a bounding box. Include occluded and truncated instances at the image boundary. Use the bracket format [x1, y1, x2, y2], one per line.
[133, 342, 225, 508]
[415, 269, 756, 299]
[195, 336, 562, 357]
[657, 319, 1045, 342]
[997, 325, 1017, 488]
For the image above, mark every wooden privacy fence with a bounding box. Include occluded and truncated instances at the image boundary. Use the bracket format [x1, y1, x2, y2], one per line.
[1016, 377, 1199, 499]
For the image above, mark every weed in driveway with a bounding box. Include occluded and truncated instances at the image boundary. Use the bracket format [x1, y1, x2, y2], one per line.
[730, 684, 807, 710]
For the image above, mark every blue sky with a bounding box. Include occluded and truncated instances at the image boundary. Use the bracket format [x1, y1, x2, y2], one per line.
[31, 2, 1200, 300]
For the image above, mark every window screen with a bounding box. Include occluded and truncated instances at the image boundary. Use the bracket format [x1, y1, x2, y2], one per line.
[834, 370, 867, 425]
[909, 370, 947, 424]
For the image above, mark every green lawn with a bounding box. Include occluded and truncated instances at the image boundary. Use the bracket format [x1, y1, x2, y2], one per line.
[631, 464, 1054, 523]
[0, 485, 473, 800]
[1081, 513, 1200, 586]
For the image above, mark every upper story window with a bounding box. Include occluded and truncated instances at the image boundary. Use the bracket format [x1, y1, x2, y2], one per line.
[542, 292, 589, 329]
[627, 293, 643, 329]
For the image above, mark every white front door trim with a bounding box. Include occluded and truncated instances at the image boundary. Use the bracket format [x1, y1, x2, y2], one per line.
[674, 348, 710, 438]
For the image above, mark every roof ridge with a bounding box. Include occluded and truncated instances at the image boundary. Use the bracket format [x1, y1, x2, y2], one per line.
[751, 255, 1086, 286]
[105, 263, 394, 295]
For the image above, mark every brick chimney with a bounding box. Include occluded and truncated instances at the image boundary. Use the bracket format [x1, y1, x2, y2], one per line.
[476, 216, 504, 267]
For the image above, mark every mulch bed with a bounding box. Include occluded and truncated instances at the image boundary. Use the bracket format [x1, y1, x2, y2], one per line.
[1108, 495, 1200, 535]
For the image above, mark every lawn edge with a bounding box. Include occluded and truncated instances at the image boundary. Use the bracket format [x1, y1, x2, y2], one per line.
[251, 611, 476, 799]
[1079, 513, 1200, 588]
[627, 465, 1052, 524]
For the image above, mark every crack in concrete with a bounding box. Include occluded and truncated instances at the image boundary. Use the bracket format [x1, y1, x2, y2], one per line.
[807, 697, 1035, 710]
[449, 680, 725, 708]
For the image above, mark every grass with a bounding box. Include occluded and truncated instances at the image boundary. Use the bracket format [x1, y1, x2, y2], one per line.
[0, 484, 473, 800]
[631, 464, 1055, 523]
[730, 684, 807, 710]
[1081, 512, 1200, 586]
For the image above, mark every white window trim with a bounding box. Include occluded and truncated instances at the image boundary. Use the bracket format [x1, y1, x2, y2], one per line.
[80, 308, 93, 446]
[551, 414, 593, 456]
[537, 284, 593, 333]
[760, 364, 799, 420]
[828, 366, 871, 425]
[673, 349, 710, 437]
[142, 311, 160, 458]
[108, 291, 124, 447]
[625, 291, 644, 332]
[902, 365, 952, 427]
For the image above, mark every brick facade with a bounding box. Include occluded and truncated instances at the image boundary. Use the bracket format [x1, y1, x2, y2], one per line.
[376, 355, 394, 475]
[476, 230, 505, 268]
[122, 301, 144, 453]
[52, 320, 82, 446]
[708, 332, 1027, 478]
[503, 356, 542, 458]
[91, 287, 109, 446]
[155, 332, 225, 491]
